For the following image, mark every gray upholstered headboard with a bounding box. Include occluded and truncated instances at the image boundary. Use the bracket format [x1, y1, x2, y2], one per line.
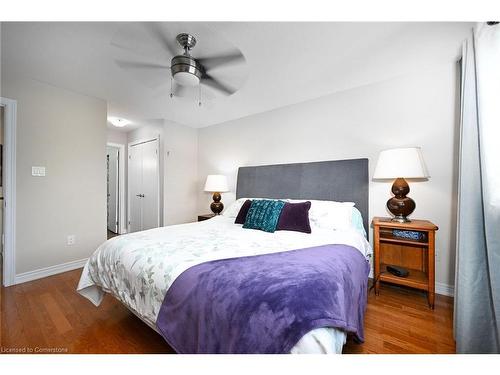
[236, 158, 369, 232]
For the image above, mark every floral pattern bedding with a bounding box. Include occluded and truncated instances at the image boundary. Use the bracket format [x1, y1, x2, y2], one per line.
[77, 216, 372, 352]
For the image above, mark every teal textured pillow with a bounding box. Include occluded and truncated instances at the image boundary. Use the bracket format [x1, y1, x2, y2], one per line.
[243, 199, 286, 233]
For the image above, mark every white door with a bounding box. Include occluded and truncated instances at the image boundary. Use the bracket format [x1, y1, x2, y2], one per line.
[128, 139, 159, 232]
[106, 146, 119, 233]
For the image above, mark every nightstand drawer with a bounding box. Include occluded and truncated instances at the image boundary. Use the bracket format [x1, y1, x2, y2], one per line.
[379, 227, 428, 244]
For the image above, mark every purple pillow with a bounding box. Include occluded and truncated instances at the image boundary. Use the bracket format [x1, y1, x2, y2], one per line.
[276, 201, 312, 233]
[234, 199, 252, 224]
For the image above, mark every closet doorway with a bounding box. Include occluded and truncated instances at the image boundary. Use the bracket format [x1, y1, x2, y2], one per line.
[128, 137, 160, 233]
[106, 145, 119, 235]
[106, 142, 125, 238]
[0, 106, 4, 284]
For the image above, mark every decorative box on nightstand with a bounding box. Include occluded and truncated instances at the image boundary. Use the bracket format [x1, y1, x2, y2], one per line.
[198, 214, 216, 222]
[372, 217, 438, 308]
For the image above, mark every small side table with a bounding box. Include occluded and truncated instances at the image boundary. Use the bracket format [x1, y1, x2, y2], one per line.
[198, 213, 216, 222]
[372, 217, 438, 308]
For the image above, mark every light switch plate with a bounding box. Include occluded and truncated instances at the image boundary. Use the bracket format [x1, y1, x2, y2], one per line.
[32, 166, 46, 177]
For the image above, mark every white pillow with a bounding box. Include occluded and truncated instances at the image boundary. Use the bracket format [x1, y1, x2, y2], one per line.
[222, 198, 248, 218]
[288, 199, 355, 231]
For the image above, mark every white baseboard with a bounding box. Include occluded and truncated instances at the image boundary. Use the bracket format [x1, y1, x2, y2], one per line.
[14, 258, 88, 285]
[436, 282, 455, 297]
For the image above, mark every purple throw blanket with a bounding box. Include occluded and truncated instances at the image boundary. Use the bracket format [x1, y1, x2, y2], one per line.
[156, 244, 369, 354]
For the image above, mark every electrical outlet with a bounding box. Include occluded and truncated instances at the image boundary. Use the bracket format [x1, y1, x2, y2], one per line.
[67, 235, 76, 245]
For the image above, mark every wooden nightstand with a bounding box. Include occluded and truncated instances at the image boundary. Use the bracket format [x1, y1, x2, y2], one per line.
[198, 214, 216, 222]
[372, 217, 438, 308]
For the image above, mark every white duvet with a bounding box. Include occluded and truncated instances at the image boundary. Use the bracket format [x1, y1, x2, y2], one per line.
[77, 216, 372, 354]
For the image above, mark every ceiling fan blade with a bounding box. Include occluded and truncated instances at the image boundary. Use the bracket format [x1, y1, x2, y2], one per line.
[115, 59, 170, 90]
[197, 52, 245, 71]
[115, 60, 170, 70]
[142, 22, 179, 57]
[201, 74, 236, 96]
[110, 40, 139, 54]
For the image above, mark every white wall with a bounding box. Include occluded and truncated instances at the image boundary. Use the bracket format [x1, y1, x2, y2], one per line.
[198, 62, 460, 288]
[107, 128, 127, 145]
[1, 75, 107, 275]
[163, 120, 198, 225]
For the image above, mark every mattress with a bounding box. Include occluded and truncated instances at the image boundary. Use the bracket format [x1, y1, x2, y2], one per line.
[77, 216, 372, 353]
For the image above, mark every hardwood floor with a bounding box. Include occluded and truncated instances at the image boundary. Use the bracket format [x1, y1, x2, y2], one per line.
[0, 269, 455, 354]
[1, 269, 171, 353]
[343, 284, 455, 353]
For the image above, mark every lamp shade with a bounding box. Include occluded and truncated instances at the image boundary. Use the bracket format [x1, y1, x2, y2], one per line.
[373, 147, 429, 179]
[204, 175, 229, 192]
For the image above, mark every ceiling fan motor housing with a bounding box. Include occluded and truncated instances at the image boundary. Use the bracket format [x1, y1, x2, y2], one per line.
[171, 55, 203, 85]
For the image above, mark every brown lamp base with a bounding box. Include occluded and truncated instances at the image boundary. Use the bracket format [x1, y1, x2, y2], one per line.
[386, 178, 416, 222]
[391, 215, 412, 223]
[210, 192, 224, 215]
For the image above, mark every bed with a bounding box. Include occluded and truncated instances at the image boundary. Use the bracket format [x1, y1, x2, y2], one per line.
[77, 158, 371, 354]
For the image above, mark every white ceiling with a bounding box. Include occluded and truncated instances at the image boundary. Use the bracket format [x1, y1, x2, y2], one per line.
[1, 22, 472, 130]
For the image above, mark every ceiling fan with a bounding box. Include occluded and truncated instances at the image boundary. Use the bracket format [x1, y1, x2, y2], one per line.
[113, 24, 246, 102]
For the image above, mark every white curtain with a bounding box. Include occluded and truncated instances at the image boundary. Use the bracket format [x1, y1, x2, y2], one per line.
[454, 22, 500, 353]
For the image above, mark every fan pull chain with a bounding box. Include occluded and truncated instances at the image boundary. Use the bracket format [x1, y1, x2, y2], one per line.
[170, 77, 174, 98]
[198, 84, 202, 106]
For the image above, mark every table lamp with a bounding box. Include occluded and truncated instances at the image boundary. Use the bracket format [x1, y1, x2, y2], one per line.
[204, 175, 229, 215]
[373, 147, 429, 222]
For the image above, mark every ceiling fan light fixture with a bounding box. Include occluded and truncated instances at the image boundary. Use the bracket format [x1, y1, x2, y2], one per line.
[173, 71, 200, 86]
[171, 54, 203, 86]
